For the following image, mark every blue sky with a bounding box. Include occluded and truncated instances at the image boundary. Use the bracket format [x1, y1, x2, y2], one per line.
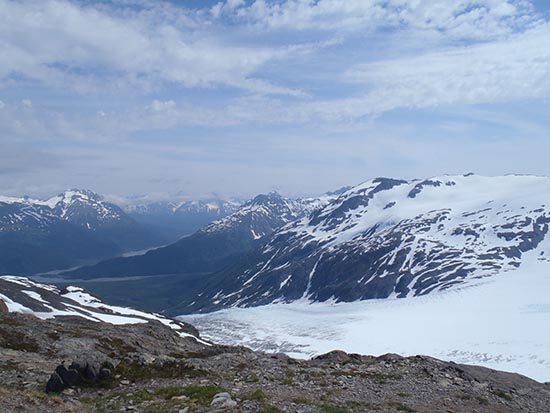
[1, 0, 550, 201]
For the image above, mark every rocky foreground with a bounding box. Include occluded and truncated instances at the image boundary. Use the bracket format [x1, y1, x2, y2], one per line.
[1, 311, 550, 413]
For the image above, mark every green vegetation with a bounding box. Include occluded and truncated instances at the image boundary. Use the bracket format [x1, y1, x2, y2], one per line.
[493, 389, 513, 401]
[259, 404, 283, 412]
[386, 401, 417, 412]
[345, 400, 381, 410]
[320, 404, 348, 413]
[475, 396, 490, 405]
[180, 384, 224, 405]
[241, 389, 268, 401]
[115, 360, 205, 381]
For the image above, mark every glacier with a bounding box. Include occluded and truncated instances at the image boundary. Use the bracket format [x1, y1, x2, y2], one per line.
[180, 239, 550, 382]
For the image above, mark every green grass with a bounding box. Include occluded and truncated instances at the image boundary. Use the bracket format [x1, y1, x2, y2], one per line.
[493, 390, 513, 401]
[180, 384, 224, 405]
[320, 404, 348, 413]
[241, 389, 268, 401]
[115, 360, 205, 381]
[386, 401, 417, 412]
[259, 405, 283, 413]
[475, 396, 490, 406]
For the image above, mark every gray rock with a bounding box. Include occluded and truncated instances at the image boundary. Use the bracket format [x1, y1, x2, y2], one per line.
[210, 392, 237, 411]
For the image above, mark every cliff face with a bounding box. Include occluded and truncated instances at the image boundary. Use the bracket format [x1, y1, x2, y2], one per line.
[1, 310, 550, 413]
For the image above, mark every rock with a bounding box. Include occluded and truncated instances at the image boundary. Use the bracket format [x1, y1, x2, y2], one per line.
[55, 365, 81, 387]
[69, 360, 88, 372]
[120, 380, 130, 385]
[99, 367, 112, 380]
[0, 299, 8, 313]
[314, 350, 352, 364]
[84, 363, 99, 381]
[210, 392, 237, 411]
[179, 408, 189, 413]
[171, 395, 189, 401]
[46, 372, 65, 393]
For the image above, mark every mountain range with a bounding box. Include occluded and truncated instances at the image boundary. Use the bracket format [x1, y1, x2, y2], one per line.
[125, 198, 242, 242]
[0, 189, 161, 274]
[58, 174, 550, 317]
[68, 191, 337, 278]
[184, 174, 550, 312]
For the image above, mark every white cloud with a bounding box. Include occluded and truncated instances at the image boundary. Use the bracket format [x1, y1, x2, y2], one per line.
[0, 0, 299, 94]
[21, 99, 32, 108]
[149, 100, 176, 112]
[228, 0, 537, 40]
[336, 23, 550, 116]
[0, 100, 4, 109]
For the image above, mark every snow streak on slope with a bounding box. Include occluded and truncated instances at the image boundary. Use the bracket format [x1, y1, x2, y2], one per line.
[181, 238, 550, 382]
[194, 174, 550, 311]
[0, 276, 208, 344]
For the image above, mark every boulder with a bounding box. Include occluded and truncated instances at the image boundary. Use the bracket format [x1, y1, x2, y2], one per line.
[0, 299, 8, 313]
[46, 360, 113, 393]
[210, 392, 237, 411]
[46, 372, 65, 393]
[55, 364, 81, 387]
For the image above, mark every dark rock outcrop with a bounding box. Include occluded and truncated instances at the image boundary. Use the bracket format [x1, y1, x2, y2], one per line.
[0, 299, 8, 313]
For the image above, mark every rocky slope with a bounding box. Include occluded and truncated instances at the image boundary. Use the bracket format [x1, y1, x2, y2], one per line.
[67, 192, 335, 279]
[0, 190, 160, 274]
[183, 174, 550, 312]
[1, 276, 550, 413]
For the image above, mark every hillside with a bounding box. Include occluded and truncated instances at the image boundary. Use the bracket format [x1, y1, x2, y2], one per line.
[1, 275, 549, 413]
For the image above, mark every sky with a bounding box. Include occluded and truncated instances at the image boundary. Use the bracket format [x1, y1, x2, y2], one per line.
[1, 0, 550, 202]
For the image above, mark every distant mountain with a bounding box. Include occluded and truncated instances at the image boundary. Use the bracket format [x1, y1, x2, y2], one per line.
[0, 189, 160, 274]
[67, 191, 336, 279]
[178, 174, 550, 313]
[125, 198, 242, 242]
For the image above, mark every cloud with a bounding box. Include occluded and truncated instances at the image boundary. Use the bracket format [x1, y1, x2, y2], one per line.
[224, 0, 538, 40]
[335, 23, 550, 115]
[0, 0, 301, 94]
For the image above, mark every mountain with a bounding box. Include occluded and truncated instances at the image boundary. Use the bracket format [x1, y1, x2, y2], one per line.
[125, 198, 242, 242]
[66, 191, 336, 278]
[0, 189, 160, 274]
[0, 275, 200, 339]
[181, 174, 550, 312]
[3, 275, 548, 413]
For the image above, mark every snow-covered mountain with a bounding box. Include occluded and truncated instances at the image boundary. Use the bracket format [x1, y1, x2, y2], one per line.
[1, 189, 127, 231]
[126, 198, 241, 216]
[201, 192, 334, 240]
[0, 275, 204, 343]
[126, 198, 242, 241]
[0, 190, 160, 274]
[67, 191, 338, 278]
[183, 174, 550, 312]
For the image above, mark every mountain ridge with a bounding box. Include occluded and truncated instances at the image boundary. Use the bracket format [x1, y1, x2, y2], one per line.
[0, 189, 161, 274]
[177, 174, 550, 313]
